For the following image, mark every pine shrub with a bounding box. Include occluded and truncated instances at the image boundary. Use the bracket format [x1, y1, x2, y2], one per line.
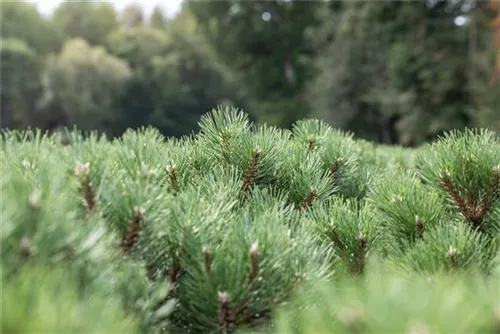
[2, 107, 499, 334]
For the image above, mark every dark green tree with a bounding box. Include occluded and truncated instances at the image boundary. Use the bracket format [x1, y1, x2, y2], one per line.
[121, 4, 145, 29]
[150, 6, 168, 29]
[185, 0, 326, 128]
[0, 0, 62, 54]
[51, 0, 120, 46]
[0, 38, 43, 129]
[39, 38, 133, 134]
[105, 12, 247, 137]
[309, 1, 480, 146]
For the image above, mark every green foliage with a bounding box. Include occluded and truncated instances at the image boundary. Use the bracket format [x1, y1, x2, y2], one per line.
[39, 38, 133, 133]
[2, 108, 500, 334]
[0, 38, 42, 129]
[1, 265, 139, 334]
[51, 0, 120, 46]
[308, 0, 497, 145]
[273, 261, 500, 334]
[150, 6, 168, 29]
[105, 14, 246, 137]
[186, 0, 325, 127]
[0, 0, 62, 54]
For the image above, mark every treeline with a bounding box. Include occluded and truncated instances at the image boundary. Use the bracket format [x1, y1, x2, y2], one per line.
[1, 0, 500, 145]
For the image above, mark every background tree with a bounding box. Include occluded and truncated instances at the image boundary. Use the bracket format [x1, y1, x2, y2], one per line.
[105, 11, 247, 137]
[308, 1, 476, 146]
[150, 6, 168, 29]
[185, 0, 325, 128]
[51, 0, 119, 46]
[0, 0, 63, 54]
[0, 38, 43, 129]
[39, 38, 133, 134]
[121, 4, 145, 29]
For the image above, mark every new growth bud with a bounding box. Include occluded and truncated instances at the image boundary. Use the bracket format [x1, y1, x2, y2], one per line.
[448, 245, 457, 265]
[29, 189, 42, 209]
[75, 161, 90, 177]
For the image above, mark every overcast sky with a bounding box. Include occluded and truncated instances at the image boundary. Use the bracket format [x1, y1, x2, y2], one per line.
[28, 0, 183, 18]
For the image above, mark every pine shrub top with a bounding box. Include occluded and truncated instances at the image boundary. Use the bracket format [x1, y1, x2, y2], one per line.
[2, 107, 499, 334]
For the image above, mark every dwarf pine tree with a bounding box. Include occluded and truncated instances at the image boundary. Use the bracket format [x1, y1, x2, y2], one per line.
[2, 106, 499, 334]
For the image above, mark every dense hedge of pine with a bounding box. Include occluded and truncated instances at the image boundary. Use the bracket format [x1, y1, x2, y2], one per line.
[2, 107, 500, 334]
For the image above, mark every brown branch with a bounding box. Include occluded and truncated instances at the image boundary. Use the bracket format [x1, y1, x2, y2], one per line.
[121, 207, 145, 255]
[235, 272, 307, 327]
[415, 215, 425, 237]
[166, 164, 180, 193]
[234, 242, 260, 321]
[478, 166, 500, 218]
[308, 136, 317, 151]
[440, 167, 500, 229]
[328, 157, 343, 179]
[19, 236, 32, 260]
[357, 232, 367, 275]
[440, 172, 470, 218]
[217, 291, 235, 333]
[169, 250, 181, 284]
[75, 162, 96, 213]
[241, 148, 261, 194]
[146, 262, 158, 282]
[299, 187, 317, 210]
[203, 246, 212, 274]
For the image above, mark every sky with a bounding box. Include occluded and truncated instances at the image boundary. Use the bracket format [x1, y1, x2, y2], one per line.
[28, 0, 183, 18]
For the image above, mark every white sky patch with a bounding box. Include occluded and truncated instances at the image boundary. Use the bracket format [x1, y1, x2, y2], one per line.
[25, 0, 183, 18]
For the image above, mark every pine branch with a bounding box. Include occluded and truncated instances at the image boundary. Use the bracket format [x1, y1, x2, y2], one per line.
[241, 147, 261, 194]
[440, 172, 470, 219]
[121, 206, 146, 255]
[299, 187, 317, 210]
[217, 291, 235, 333]
[308, 136, 316, 151]
[415, 215, 425, 237]
[169, 250, 181, 284]
[448, 246, 457, 267]
[328, 157, 343, 179]
[234, 242, 260, 322]
[440, 167, 500, 229]
[75, 162, 97, 213]
[235, 272, 307, 327]
[203, 246, 212, 274]
[329, 221, 346, 251]
[357, 232, 367, 275]
[477, 165, 500, 218]
[166, 164, 180, 193]
[146, 262, 159, 282]
[19, 236, 32, 260]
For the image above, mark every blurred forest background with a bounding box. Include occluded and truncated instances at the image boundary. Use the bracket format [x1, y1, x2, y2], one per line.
[1, 0, 500, 146]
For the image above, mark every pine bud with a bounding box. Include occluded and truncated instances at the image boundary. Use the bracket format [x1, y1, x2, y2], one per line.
[407, 322, 431, 334]
[248, 241, 260, 284]
[448, 245, 457, 265]
[19, 236, 32, 258]
[448, 245, 457, 257]
[134, 206, 146, 217]
[75, 161, 90, 177]
[218, 291, 230, 304]
[28, 189, 42, 209]
[165, 164, 176, 173]
[250, 241, 259, 255]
